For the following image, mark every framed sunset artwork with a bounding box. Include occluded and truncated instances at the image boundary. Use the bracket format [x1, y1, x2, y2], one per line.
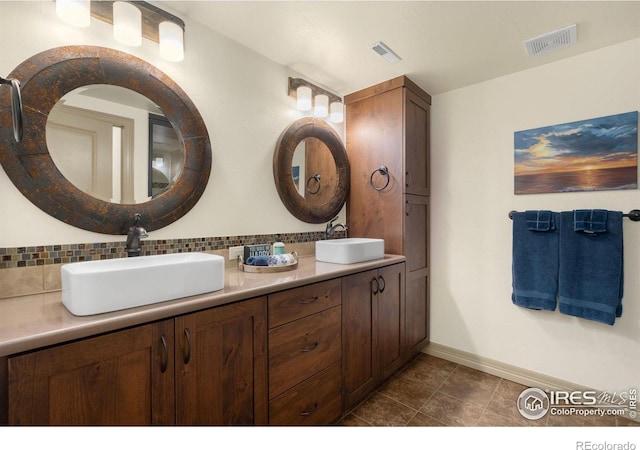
[514, 111, 638, 195]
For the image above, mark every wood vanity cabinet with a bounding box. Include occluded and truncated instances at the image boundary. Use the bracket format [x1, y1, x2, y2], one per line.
[267, 279, 342, 425]
[8, 320, 175, 425]
[6, 297, 267, 425]
[345, 75, 431, 362]
[175, 297, 267, 425]
[342, 263, 405, 410]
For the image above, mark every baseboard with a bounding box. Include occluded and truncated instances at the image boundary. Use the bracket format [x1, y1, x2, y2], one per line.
[422, 342, 639, 423]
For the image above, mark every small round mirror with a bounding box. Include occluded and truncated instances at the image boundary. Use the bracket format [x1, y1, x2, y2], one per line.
[273, 118, 349, 223]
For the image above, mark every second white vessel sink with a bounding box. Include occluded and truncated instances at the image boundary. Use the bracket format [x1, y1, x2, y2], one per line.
[61, 252, 225, 316]
[315, 238, 385, 264]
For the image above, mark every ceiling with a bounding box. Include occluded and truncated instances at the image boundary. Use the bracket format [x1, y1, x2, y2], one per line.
[162, 1, 640, 97]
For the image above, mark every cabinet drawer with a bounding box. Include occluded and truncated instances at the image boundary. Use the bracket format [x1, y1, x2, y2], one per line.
[268, 306, 341, 399]
[268, 278, 341, 328]
[269, 362, 341, 425]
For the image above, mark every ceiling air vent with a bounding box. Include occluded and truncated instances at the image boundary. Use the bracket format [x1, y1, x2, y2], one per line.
[370, 41, 402, 64]
[524, 24, 577, 56]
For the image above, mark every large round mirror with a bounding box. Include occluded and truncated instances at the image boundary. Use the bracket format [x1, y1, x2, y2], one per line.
[47, 85, 182, 204]
[0, 46, 211, 234]
[273, 118, 349, 223]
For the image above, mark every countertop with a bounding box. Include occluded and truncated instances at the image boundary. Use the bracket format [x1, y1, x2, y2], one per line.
[0, 254, 405, 357]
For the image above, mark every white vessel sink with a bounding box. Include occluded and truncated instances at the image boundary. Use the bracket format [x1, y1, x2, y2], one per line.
[315, 238, 384, 264]
[62, 252, 225, 316]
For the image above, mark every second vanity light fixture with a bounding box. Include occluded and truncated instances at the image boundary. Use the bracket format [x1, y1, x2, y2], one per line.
[55, 0, 185, 62]
[288, 77, 344, 123]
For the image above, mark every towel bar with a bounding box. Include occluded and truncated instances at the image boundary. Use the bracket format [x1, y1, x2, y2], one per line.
[508, 209, 640, 221]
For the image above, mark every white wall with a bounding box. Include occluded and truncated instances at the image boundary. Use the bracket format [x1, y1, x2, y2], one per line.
[0, 2, 344, 247]
[431, 38, 640, 393]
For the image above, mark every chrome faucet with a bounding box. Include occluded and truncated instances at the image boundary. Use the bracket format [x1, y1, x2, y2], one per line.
[125, 213, 149, 257]
[325, 216, 348, 239]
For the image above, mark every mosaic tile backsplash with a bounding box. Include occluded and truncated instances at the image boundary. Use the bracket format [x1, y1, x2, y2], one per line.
[0, 231, 339, 270]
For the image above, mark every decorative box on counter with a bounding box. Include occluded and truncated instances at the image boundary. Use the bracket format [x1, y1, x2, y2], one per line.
[244, 244, 271, 261]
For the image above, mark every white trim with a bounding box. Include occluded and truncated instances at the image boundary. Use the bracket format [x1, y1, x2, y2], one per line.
[422, 342, 639, 423]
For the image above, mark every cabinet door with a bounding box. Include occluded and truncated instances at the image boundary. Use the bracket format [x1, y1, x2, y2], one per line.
[175, 297, 267, 425]
[405, 269, 430, 359]
[377, 263, 405, 381]
[404, 88, 430, 196]
[404, 195, 429, 272]
[8, 320, 175, 425]
[342, 269, 378, 410]
[346, 87, 404, 255]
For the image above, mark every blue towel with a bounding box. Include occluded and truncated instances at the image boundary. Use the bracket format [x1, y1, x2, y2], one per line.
[526, 210, 555, 231]
[558, 211, 623, 325]
[511, 211, 559, 311]
[246, 255, 269, 266]
[573, 209, 607, 234]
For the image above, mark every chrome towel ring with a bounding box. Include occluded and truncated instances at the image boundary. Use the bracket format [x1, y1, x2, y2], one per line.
[370, 165, 390, 191]
[306, 174, 321, 194]
[0, 76, 23, 142]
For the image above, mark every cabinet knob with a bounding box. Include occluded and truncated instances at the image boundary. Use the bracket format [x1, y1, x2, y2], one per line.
[371, 277, 380, 294]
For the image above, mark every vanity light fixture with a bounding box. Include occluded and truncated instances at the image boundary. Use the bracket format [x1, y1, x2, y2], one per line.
[288, 77, 343, 123]
[314, 94, 329, 118]
[56, 0, 91, 27]
[55, 1, 186, 62]
[159, 20, 184, 62]
[296, 86, 312, 111]
[113, 1, 142, 47]
[329, 101, 344, 123]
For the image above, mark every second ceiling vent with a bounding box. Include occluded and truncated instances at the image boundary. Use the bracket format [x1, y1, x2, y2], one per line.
[524, 24, 577, 56]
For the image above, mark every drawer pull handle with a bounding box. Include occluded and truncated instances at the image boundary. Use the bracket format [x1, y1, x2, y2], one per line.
[160, 335, 168, 373]
[299, 402, 319, 417]
[378, 276, 386, 293]
[372, 277, 379, 294]
[299, 296, 319, 305]
[300, 341, 319, 352]
[183, 328, 192, 365]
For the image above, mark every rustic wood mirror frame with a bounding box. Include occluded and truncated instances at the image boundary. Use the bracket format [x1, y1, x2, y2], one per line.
[0, 46, 211, 234]
[273, 117, 349, 223]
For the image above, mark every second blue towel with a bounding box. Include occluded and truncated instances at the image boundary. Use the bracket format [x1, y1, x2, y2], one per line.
[558, 210, 624, 325]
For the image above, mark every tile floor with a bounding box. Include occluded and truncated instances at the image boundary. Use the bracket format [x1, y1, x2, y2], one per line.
[340, 353, 639, 427]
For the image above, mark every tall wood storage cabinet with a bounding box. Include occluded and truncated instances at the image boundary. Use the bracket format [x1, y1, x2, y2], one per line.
[345, 75, 431, 362]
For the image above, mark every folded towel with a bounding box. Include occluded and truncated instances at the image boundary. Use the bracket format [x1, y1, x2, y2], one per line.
[559, 211, 623, 325]
[511, 211, 559, 311]
[573, 209, 608, 234]
[268, 253, 295, 266]
[526, 210, 555, 231]
[246, 255, 269, 266]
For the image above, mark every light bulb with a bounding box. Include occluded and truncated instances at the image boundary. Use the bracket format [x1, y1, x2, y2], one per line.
[56, 0, 90, 27]
[329, 101, 344, 123]
[296, 86, 312, 111]
[113, 1, 142, 47]
[159, 21, 184, 62]
[314, 94, 328, 118]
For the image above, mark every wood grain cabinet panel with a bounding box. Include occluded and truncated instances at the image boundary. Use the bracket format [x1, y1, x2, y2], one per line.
[268, 362, 341, 425]
[345, 75, 431, 363]
[8, 320, 175, 425]
[175, 297, 267, 425]
[342, 263, 405, 410]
